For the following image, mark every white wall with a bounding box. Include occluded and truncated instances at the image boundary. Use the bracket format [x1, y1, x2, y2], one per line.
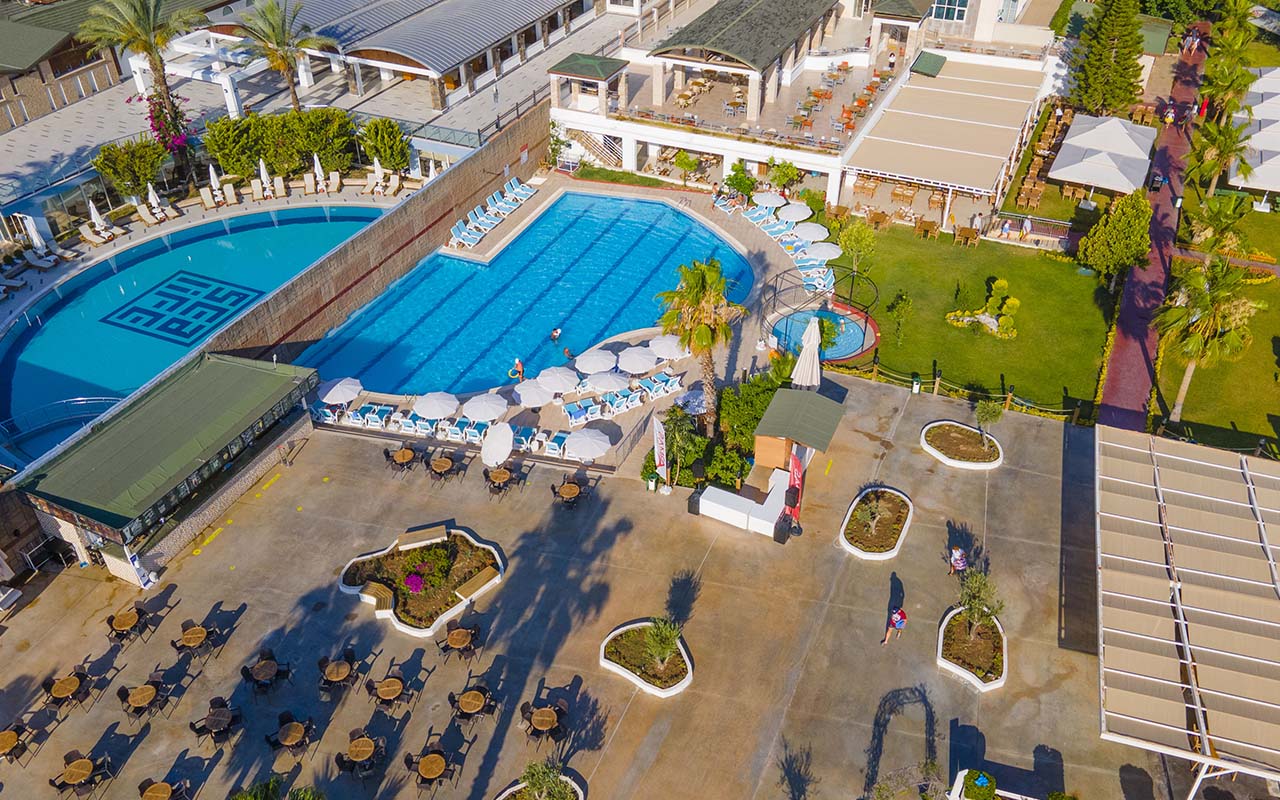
[990, 22, 1055, 46]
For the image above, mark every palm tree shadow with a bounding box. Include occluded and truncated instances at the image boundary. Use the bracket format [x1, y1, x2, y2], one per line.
[776, 737, 820, 800]
[665, 568, 701, 626]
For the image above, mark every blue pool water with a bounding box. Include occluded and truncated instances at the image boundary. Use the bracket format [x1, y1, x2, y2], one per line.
[773, 309, 870, 361]
[298, 193, 754, 395]
[0, 206, 380, 458]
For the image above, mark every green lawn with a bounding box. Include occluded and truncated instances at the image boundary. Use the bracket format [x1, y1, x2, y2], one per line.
[999, 105, 1108, 228]
[828, 226, 1111, 408]
[1246, 28, 1280, 68]
[1177, 189, 1280, 261]
[574, 165, 669, 188]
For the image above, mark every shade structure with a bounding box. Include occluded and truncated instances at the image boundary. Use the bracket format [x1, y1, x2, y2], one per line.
[462, 393, 508, 422]
[22, 215, 46, 253]
[147, 183, 162, 210]
[88, 199, 107, 230]
[617, 345, 658, 374]
[258, 158, 271, 186]
[1047, 146, 1152, 194]
[535, 366, 580, 393]
[792, 222, 829, 241]
[588, 371, 630, 392]
[413, 391, 458, 418]
[777, 202, 812, 221]
[752, 191, 786, 207]
[1060, 115, 1157, 159]
[649, 334, 689, 360]
[564, 428, 612, 461]
[208, 163, 221, 189]
[313, 153, 325, 184]
[317, 376, 363, 404]
[1230, 148, 1280, 192]
[791, 317, 823, 390]
[803, 241, 842, 260]
[481, 422, 514, 467]
[514, 380, 556, 408]
[574, 349, 617, 374]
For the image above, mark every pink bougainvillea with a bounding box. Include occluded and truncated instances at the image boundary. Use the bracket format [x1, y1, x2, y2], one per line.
[133, 91, 191, 154]
[403, 573, 424, 594]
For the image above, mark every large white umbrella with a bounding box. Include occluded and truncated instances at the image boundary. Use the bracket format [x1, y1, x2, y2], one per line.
[514, 380, 556, 408]
[617, 345, 658, 375]
[481, 422, 514, 467]
[88, 199, 108, 231]
[317, 376, 363, 404]
[564, 428, 612, 461]
[462, 393, 508, 422]
[675, 387, 707, 414]
[313, 153, 325, 185]
[791, 316, 823, 390]
[22, 215, 47, 253]
[574, 349, 616, 373]
[803, 242, 843, 260]
[536, 366, 580, 393]
[777, 202, 812, 222]
[588, 371, 630, 392]
[753, 191, 786, 207]
[413, 391, 458, 418]
[258, 158, 271, 186]
[208, 163, 221, 188]
[648, 334, 688, 360]
[792, 222, 829, 241]
[372, 157, 385, 185]
[147, 183, 163, 211]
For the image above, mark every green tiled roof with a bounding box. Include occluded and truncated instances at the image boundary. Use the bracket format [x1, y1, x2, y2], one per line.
[754, 388, 844, 452]
[0, 18, 70, 72]
[650, 0, 838, 73]
[871, 0, 933, 21]
[548, 52, 628, 81]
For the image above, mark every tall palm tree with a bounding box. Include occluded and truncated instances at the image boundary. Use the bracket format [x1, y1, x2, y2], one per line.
[1208, 25, 1256, 73]
[656, 258, 747, 436]
[1185, 118, 1254, 199]
[79, 0, 206, 167]
[236, 0, 335, 112]
[1199, 61, 1256, 123]
[1184, 194, 1252, 261]
[1155, 259, 1266, 422]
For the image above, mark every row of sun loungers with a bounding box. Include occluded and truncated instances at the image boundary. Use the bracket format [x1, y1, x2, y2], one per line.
[717, 197, 834, 293]
[449, 178, 537, 249]
[563, 372, 682, 427]
[137, 202, 182, 227]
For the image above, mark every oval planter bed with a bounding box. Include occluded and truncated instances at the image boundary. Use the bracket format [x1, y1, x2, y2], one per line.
[936, 606, 1007, 692]
[921, 421, 1003, 470]
[338, 525, 504, 638]
[493, 775, 584, 800]
[838, 486, 913, 560]
[599, 620, 693, 697]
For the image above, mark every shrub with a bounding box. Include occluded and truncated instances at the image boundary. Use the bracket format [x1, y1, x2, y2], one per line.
[718, 373, 781, 453]
[673, 150, 699, 185]
[260, 112, 302, 177]
[203, 114, 263, 177]
[795, 187, 825, 213]
[1047, 793, 1079, 800]
[92, 139, 167, 198]
[963, 770, 997, 800]
[288, 108, 355, 173]
[404, 544, 454, 589]
[724, 159, 756, 196]
[518, 760, 575, 800]
[644, 616, 682, 671]
[359, 117, 410, 171]
[705, 445, 748, 488]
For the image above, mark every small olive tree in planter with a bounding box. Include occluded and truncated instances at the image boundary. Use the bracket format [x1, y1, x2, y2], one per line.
[839, 486, 914, 560]
[973, 400, 1003, 454]
[495, 759, 582, 799]
[938, 572, 1007, 691]
[600, 615, 693, 696]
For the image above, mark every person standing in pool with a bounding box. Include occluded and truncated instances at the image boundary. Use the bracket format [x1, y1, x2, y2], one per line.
[563, 346, 575, 360]
[513, 358, 525, 382]
[551, 328, 562, 342]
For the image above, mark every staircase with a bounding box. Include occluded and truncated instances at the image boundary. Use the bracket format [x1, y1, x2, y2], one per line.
[568, 130, 622, 168]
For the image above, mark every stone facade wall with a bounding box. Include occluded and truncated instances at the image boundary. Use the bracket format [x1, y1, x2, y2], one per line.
[205, 102, 552, 363]
[0, 490, 43, 579]
[0, 57, 122, 133]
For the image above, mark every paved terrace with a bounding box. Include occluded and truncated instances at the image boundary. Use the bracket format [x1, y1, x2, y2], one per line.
[0, 378, 1192, 799]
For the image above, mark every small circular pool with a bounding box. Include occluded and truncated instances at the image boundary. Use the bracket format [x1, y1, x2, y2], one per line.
[772, 308, 874, 362]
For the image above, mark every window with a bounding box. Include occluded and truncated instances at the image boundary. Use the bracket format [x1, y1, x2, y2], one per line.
[931, 0, 967, 20]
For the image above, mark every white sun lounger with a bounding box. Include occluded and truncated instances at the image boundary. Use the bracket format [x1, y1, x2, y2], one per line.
[137, 206, 163, 227]
[223, 184, 239, 206]
[24, 250, 56, 270]
[200, 187, 219, 210]
[78, 224, 109, 246]
[273, 176, 288, 198]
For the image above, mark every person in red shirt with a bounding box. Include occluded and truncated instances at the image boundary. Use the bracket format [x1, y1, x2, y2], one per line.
[882, 607, 907, 645]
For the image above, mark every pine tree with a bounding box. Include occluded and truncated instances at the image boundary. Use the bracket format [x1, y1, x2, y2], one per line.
[1077, 190, 1153, 288]
[1070, 0, 1144, 115]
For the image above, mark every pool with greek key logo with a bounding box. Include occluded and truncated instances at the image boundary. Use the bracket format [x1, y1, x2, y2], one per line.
[100, 271, 264, 346]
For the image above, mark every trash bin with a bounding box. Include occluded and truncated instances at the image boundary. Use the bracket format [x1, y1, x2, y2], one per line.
[911, 375, 921, 394]
[773, 515, 791, 544]
[646, 474, 657, 492]
[687, 488, 703, 515]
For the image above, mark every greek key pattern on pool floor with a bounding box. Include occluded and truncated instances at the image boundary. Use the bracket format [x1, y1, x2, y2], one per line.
[101, 270, 264, 346]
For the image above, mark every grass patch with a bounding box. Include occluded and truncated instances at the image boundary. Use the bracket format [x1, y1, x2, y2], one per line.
[1245, 28, 1280, 68]
[1048, 0, 1075, 36]
[999, 106, 1109, 228]
[829, 227, 1110, 408]
[925, 423, 1001, 463]
[1177, 190, 1280, 261]
[942, 612, 1003, 683]
[604, 627, 688, 689]
[342, 534, 497, 629]
[844, 489, 910, 552]
[574, 165, 669, 188]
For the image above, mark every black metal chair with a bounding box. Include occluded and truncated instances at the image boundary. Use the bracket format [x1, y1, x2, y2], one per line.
[116, 686, 131, 711]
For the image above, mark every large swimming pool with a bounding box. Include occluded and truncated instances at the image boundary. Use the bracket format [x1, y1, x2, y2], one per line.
[0, 206, 380, 459]
[298, 193, 754, 394]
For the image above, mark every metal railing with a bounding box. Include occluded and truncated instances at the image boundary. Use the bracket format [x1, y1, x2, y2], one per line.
[0, 396, 124, 453]
[476, 84, 552, 143]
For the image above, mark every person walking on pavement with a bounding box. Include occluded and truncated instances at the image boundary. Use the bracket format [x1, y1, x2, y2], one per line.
[882, 607, 907, 645]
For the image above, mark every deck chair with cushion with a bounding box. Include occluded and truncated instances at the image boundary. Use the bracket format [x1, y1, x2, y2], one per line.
[386, 174, 402, 196]
[23, 250, 56, 270]
[137, 206, 162, 227]
[199, 187, 219, 210]
[303, 173, 318, 195]
[328, 171, 342, 193]
[273, 176, 288, 199]
[360, 174, 377, 195]
[251, 179, 266, 201]
[78, 224, 109, 246]
[223, 184, 239, 206]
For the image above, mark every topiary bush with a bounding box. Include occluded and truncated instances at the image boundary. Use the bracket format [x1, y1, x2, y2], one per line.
[963, 770, 997, 800]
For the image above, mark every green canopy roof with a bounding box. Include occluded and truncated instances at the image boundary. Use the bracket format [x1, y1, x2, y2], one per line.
[910, 51, 946, 77]
[21, 354, 315, 530]
[0, 19, 70, 73]
[754, 388, 844, 452]
[548, 52, 628, 82]
[650, 0, 838, 73]
[870, 0, 933, 21]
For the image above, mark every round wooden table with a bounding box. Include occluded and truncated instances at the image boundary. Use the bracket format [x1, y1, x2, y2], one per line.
[376, 677, 403, 700]
[250, 660, 278, 682]
[530, 706, 559, 732]
[111, 609, 139, 632]
[51, 675, 80, 699]
[181, 627, 207, 648]
[278, 721, 305, 747]
[446, 627, 473, 649]
[0, 729, 19, 756]
[128, 685, 157, 708]
[324, 660, 352, 682]
[142, 781, 174, 800]
[61, 758, 94, 785]
[393, 448, 416, 465]
[348, 737, 376, 762]
[418, 753, 446, 780]
[557, 483, 580, 501]
[489, 467, 511, 485]
[205, 707, 233, 732]
[430, 458, 453, 475]
[457, 690, 485, 714]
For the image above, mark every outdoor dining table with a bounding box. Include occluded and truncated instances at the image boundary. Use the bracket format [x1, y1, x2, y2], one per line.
[61, 758, 94, 785]
[142, 781, 176, 800]
[0, 729, 20, 757]
[348, 737, 377, 763]
[430, 457, 453, 476]
[250, 660, 278, 683]
[457, 690, 486, 714]
[51, 675, 80, 700]
[790, 115, 807, 130]
[205, 707, 232, 732]
[418, 753, 446, 780]
[128, 685, 157, 709]
[376, 677, 403, 701]
[393, 448, 415, 465]
[324, 660, 352, 683]
[278, 721, 305, 747]
[446, 627, 473, 649]
[111, 609, 140, 633]
[180, 626, 208, 649]
[557, 483, 581, 501]
[488, 468, 511, 487]
[530, 706, 559, 732]
[728, 100, 744, 111]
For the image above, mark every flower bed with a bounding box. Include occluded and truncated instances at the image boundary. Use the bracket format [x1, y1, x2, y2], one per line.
[921, 421, 1003, 469]
[600, 621, 693, 697]
[937, 608, 1007, 691]
[839, 487, 913, 560]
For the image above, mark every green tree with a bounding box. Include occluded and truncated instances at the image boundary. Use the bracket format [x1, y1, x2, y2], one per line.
[1184, 194, 1251, 259]
[545, 121, 570, 167]
[958, 570, 1004, 640]
[235, 0, 335, 112]
[1155, 259, 1267, 421]
[659, 405, 703, 485]
[519, 760, 576, 800]
[79, 0, 207, 174]
[974, 400, 1003, 451]
[1069, 0, 1144, 115]
[644, 616, 683, 671]
[724, 160, 757, 197]
[717, 373, 780, 453]
[885, 290, 914, 346]
[1186, 118, 1253, 198]
[289, 107, 355, 173]
[853, 495, 884, 539]
[766, 157, 801, 193]
[260, 112, 302, 176]
[656, 258, 747, 435]
[228, 776, 327, 800]
[673, 150, 699, 185]
[358, 117, 410, 171]
[817, 316, 839, 350]
[1199, 61, 1256, 123]
[91, 138, 166, 198]
[203, 114, 263, 177]
[838, 217, 876, 273]
[1076, 190, 1153, 289]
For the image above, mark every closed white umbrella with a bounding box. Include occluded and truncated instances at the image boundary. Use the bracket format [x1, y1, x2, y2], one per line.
[413, 391, 458, 418]
[752, 191, 786, 207]
[536, 366, 580, 393]
[147, 183, 163, 211]
[481, 422, 514, 467]
[588, 371, 629, 392]
[22, 215, 47, 253]
[792, 222, 829, 241]
[427, 160, 437, 181]
[564, 428, 612, 461]
[648, 334, 688, 360]
[514, 380, 556, 408]
[804, 241, 843, 260]
[208, 163, 221, 188]
[777, 202, 812, 221]
[617, 345, 658, 375]
[317, 376, 363, 404]
[313, 153, 325, 185]
[574, 349, 616, 373]
[258, 158, 271, 186]
[462, 392, 508, 422]
[791, 316, 823, 390]
[372, 157, 384, 185]
[89, 199, 108, 231]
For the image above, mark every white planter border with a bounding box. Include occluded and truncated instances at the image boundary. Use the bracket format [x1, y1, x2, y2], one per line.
[936, 606, 1008, 692]
[837, 486, 914, 560]
[921, 421, 1003, 470]
[599, 620, 693, 698]
[493, 775, 584, 799]
[338, 528, 505, 638]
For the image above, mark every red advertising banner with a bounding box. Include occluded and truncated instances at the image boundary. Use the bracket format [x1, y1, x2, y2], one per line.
[786, 452, 803, 521]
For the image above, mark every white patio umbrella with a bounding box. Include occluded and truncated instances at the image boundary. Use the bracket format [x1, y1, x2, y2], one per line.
[372, 157, 385, 185]
[313, 153, 325, 185]
[648, 334, 688, 360]
[588, 371, 629, 392]
[564, 428, 612, 461]
[208, 163, 221, 188]
[317, 376, 363, 404]
[792, 222, 829, 241]
[427, 160, 437, 181]
[514, 380, 556, 408]
[481, 422, 514, 467]
[22, 215, 47, 253]
[536, 366, 580, 393]
[258, 158, 271, 186]
[574, 349, 616, 373]
[617, 345, 658, 374]
[413, 391, 458, 418]
[752, 191, 786, 207]
[89, 199, 108, 231]
[777, 202, 812, 222]
[804, 242, 843, 260]
[791, 316, 823, 390]
[147, 183, 163, 211]
[463, 393, 508, 422]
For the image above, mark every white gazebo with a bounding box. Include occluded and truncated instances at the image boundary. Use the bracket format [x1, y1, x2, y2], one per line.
[1047, 114, 1158, 198]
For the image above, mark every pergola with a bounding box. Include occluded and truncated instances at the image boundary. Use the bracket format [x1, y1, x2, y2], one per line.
[549, 52, 631, 116]
[1094, 426, 1280, 798]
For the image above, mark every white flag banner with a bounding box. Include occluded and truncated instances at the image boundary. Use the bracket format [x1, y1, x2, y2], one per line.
[653, 417, 668, 483]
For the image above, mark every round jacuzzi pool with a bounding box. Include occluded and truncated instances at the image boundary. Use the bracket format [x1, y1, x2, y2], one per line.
[772, 308, 875, 362]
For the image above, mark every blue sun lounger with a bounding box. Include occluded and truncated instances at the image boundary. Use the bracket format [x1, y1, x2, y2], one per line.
[488, 192, 519, 216]
[543, 432, 568, 458]
[468, 209, 497, 231]
[508, 178, 536, 200]
[743, 206, 772, 224]
[763, 219, 795, 239]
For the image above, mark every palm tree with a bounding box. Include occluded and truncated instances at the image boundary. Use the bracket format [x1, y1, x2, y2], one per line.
[1155, 259, 1267, 422]
[1184, 194, 1252, 261]
[656, 258, 747, 435]
[1208, 25, 1256, 74]
[1199, 61, 1255, 123]
[235, 0, 335, 112]
[1186, 118, 1254, 199]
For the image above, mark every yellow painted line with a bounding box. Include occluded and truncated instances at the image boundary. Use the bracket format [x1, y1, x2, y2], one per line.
[824, 458, 833, 476]
[192, 549, 201, 556]
[202, 527, 223, 547]
[261, 473, 282, 491]
[296, 506, 303, 512]
[322, 476, 331, 483]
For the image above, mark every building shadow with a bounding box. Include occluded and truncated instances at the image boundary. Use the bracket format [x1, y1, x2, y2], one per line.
[948, 720, 1066, 797]
[1058, 424, 1097, 653]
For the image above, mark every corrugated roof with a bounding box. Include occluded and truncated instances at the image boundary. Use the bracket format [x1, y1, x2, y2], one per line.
[549, 52, 628, 81]
[20, 354, 315, 530]
[650, 0, 837, 73]
[0, 18, 69, 72]
[754, 388, 843, 451]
